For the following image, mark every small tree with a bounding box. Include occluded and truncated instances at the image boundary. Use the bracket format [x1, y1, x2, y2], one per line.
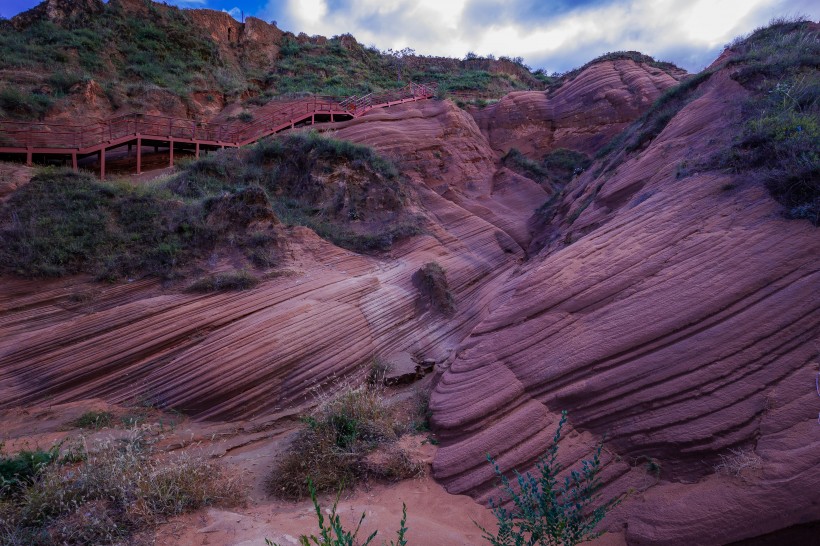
[385, 47, 415, 82]
[478, 411, 621, 546]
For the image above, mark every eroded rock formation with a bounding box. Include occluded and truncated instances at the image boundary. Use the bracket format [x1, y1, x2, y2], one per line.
[472, 59, 685, 156]
[430, 61, 820, 546]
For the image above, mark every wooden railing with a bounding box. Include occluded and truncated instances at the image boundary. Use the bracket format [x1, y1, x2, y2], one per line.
[0, 82, 438, 152]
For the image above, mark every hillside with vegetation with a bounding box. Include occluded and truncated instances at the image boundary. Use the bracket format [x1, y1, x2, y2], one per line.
[0, 0, 537, 121]
[0, 0, 686, 122]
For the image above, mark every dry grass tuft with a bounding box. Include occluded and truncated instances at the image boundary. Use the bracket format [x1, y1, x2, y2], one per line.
[267, 383, 425, 500]
[186, 269, 258, 292]
[714, 448, 763, 477]
[414, 262, 455, 315]
[0, 426, 245, 545]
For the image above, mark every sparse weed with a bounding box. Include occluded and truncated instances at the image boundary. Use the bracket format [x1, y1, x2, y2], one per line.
[714, 448, 763, 477]
[266, 479, 409, 546]
[186, 269, 258, 292]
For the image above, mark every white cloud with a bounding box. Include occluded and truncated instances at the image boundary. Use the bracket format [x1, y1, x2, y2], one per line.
[260, 0, 820, 72]
[223, 7, 242, 20]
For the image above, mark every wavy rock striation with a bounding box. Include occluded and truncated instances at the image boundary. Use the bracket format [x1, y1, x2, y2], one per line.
[431, 65, 820, 544]
[0, 101, 530, 421]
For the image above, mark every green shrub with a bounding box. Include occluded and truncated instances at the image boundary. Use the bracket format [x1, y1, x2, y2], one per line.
[503, 148, 591, 191]
[0, 87, 52, 119]
[503, 148, 550, 182]
[267, 384, 422, 500]
[542, 149, 592, 183]
[0, 447, 59, 498]
[478, 411, 621, 546]
[47, 71, 86, 95]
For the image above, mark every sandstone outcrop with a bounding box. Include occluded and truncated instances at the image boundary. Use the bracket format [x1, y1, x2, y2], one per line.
[471, 59, 684, 156]
[430, 62, 820, 545]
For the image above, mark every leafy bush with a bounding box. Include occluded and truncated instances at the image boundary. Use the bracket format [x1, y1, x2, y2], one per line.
[0, 447, 59, 498]
[478, 411, 621, 546]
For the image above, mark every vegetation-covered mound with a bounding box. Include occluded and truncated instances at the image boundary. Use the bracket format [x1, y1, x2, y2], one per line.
[261, 36, 543, 101]
[170, 132, 423, 251]
[719, 18, 819, 224]
[0, 133, 421, 279]
[0, 0, 226, 118]
[593, 18, 818, 224]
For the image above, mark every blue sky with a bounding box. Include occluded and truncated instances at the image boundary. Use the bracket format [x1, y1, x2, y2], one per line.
[2, 0, 817, 73]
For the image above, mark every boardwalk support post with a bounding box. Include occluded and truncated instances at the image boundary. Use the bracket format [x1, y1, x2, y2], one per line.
[99, 146, 106, 180]
[71, 152, 78, 172]
[195, 142, 200, 159]
[169, 137, 174, 168]
[136, 135, 142, 175]
[26, 147, 32, 167]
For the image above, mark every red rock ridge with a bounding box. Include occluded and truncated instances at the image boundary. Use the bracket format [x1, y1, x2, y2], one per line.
[471, 59, 685, 157]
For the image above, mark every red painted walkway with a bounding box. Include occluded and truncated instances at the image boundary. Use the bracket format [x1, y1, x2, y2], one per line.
[0, 82, 437, 179]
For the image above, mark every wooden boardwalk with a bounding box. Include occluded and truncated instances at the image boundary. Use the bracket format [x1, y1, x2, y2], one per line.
[0, 82, 437, 179]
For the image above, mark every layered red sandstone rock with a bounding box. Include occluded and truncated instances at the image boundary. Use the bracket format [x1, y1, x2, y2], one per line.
[471, 59, 685, 156]
[430, 64, 820, 545]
